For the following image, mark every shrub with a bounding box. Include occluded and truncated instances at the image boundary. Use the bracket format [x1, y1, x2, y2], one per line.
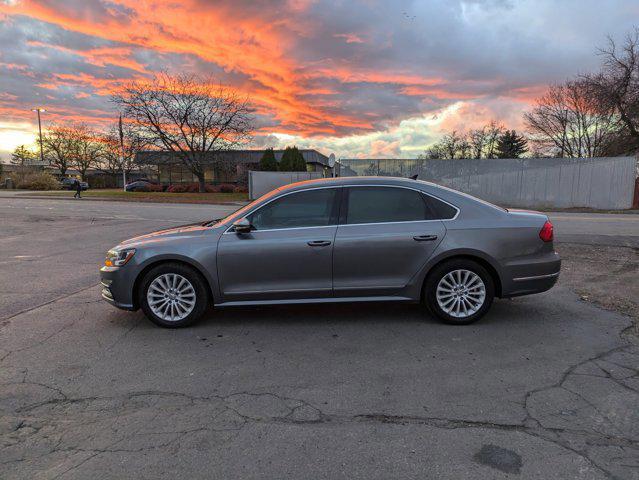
[233, 185, 248, 193]
[166, 182, 238, 193]
[167, 184, 189, 193]
[138, 183, 163, 192]
[17, 172, 60, 190]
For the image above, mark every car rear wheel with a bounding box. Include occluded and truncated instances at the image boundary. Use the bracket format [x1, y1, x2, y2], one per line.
[139, 262, 209, 328]
[424, 259, 494, 325]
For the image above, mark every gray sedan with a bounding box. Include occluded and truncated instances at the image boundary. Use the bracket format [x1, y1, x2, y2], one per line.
[100, 177, 560, 327]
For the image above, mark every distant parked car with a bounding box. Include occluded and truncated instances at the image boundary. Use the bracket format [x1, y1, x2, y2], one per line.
[125, 180, 155, 192]
[60, 178, 89, 190]
[100, 176, 560, 328]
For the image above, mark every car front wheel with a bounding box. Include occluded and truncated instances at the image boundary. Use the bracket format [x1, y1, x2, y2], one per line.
[424, 259, 494, 325]
[139, 262, 209, 328]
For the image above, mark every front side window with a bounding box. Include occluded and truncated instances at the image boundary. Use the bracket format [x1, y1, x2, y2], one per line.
[249, 188, 338, 230]
[345, 187, 429, 224]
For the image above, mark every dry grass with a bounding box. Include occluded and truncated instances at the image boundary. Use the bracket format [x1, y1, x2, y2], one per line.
[21, 189, 248, 204]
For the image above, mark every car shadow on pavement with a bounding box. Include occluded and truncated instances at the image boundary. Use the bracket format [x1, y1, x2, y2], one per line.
[110, 290, 561, 334]
[185, 295, 546, 329]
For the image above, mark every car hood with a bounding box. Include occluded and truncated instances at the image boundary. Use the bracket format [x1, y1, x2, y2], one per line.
[119, 223, 210, 247]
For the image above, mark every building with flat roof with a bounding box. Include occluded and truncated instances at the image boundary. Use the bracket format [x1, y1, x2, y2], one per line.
[134, 149, 332, 185]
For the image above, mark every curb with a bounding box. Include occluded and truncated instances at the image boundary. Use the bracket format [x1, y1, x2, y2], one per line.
[7, 194, 248, 206]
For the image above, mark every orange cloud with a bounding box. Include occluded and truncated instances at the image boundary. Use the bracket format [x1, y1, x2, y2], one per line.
[333, 33, 364, 44]
[0, 0, 547, 146]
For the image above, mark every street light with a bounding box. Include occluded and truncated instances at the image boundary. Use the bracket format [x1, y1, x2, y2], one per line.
[31, 107, 46, 165]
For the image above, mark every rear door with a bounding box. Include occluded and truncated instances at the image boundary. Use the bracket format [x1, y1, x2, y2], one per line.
[217, 187, 341, 302]
[333, 186, 446, 297]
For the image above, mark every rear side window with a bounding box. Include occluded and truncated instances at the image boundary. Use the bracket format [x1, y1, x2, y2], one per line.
[423, 194, 458, 220]
[345, 187, 429, 224]
[249, 188, 338, 230]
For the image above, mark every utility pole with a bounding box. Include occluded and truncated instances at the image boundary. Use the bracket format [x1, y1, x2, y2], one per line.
[32, 108, 45, 165]
[118, 114, 126, 190]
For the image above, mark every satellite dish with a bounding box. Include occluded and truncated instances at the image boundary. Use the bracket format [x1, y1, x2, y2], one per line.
[328, 153, 336, 168]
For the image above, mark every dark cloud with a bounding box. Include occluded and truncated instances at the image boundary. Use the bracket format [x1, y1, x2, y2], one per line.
[1, 0, 638, 158]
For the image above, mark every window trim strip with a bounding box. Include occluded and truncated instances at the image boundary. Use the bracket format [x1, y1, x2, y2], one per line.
[223, 183, 460, 234]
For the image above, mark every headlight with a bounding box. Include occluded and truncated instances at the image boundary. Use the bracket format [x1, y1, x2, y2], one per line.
[104, 248, 136, 268]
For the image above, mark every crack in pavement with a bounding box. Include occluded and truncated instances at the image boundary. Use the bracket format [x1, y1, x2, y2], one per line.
[0, 283, 100, 324]
[2, 342, 638, 480]
[0, 263, 637, 478]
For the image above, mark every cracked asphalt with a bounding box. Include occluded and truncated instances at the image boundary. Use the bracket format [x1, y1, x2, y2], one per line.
[1, 197, 638, 479]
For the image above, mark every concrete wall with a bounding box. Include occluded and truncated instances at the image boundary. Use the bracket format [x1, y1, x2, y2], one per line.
[338, 157, 637, 210]
[248, 171, 323, 199]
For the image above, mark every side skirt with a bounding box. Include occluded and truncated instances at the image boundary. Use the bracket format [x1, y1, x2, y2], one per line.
[215, 296, 416, 308]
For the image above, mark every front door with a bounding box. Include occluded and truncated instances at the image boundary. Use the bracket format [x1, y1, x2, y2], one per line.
[217, 187, 341, 302]
[333, 186, 445, 297]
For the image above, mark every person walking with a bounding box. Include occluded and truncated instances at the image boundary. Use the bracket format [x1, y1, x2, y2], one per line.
[73, 179, 82, 199]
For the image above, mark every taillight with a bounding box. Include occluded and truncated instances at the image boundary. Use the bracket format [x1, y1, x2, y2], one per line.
[539, 220, 553, 242]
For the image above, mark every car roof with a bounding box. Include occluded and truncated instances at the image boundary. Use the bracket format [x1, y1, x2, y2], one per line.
[279, 176, 436, 192]
[275, 176, 507, 217]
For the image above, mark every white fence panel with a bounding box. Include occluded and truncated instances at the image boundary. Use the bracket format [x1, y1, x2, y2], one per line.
[248, 171, 323, 199]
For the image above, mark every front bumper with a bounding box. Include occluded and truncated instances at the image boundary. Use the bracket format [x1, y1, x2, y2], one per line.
[100, 267, 137, 310]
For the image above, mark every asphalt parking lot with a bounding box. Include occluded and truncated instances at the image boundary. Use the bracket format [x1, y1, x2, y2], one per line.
[1, 196, 638, 479]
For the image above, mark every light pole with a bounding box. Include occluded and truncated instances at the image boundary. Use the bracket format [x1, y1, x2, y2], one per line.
[31, 108, 46, 165]
[118, 114, 126, 191]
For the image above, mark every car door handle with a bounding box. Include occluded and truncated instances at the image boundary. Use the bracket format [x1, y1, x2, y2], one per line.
[307, 240, 332, 247]
[413, 235, 438, 242]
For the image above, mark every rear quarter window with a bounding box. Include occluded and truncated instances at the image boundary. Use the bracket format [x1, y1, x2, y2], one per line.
[423, 194, 458, 220]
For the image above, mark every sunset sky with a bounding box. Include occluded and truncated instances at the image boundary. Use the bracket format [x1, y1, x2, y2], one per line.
[0, 0, 637, 161]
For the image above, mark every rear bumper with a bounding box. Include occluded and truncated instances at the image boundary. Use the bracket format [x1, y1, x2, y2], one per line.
[501, 250, 561, 297]
[504, 271, 560, 297]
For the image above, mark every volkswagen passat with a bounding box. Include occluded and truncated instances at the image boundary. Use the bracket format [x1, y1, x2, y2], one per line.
[100, 177, 560, 328]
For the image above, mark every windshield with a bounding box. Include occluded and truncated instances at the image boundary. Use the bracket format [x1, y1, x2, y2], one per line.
[209, 188, 283, 227]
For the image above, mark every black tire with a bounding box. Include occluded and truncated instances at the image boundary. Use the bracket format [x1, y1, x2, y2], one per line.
[424, 259, 495, 325]
[139, 262, 209, 328]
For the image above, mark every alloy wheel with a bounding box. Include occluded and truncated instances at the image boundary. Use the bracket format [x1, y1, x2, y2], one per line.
[436, 269, 486, 318]
[147, 273, 196, 322]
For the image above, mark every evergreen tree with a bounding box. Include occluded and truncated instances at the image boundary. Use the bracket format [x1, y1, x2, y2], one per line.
[278, 146, 294, 171]
[279, 146, 307, 171]
[259, 148, 278, 171]
[11, 145, 36, 167]
[292, 146, 307, 171]
[496, 130, 528, 158]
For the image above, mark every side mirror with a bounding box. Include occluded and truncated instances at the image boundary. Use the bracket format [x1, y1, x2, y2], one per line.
[233, 217, 253, 234]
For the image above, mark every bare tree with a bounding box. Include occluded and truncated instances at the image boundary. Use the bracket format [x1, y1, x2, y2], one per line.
[468, 121, 504, 158]
[112, 73, 254, 192]
[419, 143, 446, 159]
[582, 28, 639, 154]
[484, 120, 504, 159]
[439, 131, 470, 159]
[524, 79, 618, 157]
[99, 121, 149, 180]
[420, 121, 505, 160]
[42, 125, 76, 177]
[68, 125, 104, 181]
[468, 126, 488, 159]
